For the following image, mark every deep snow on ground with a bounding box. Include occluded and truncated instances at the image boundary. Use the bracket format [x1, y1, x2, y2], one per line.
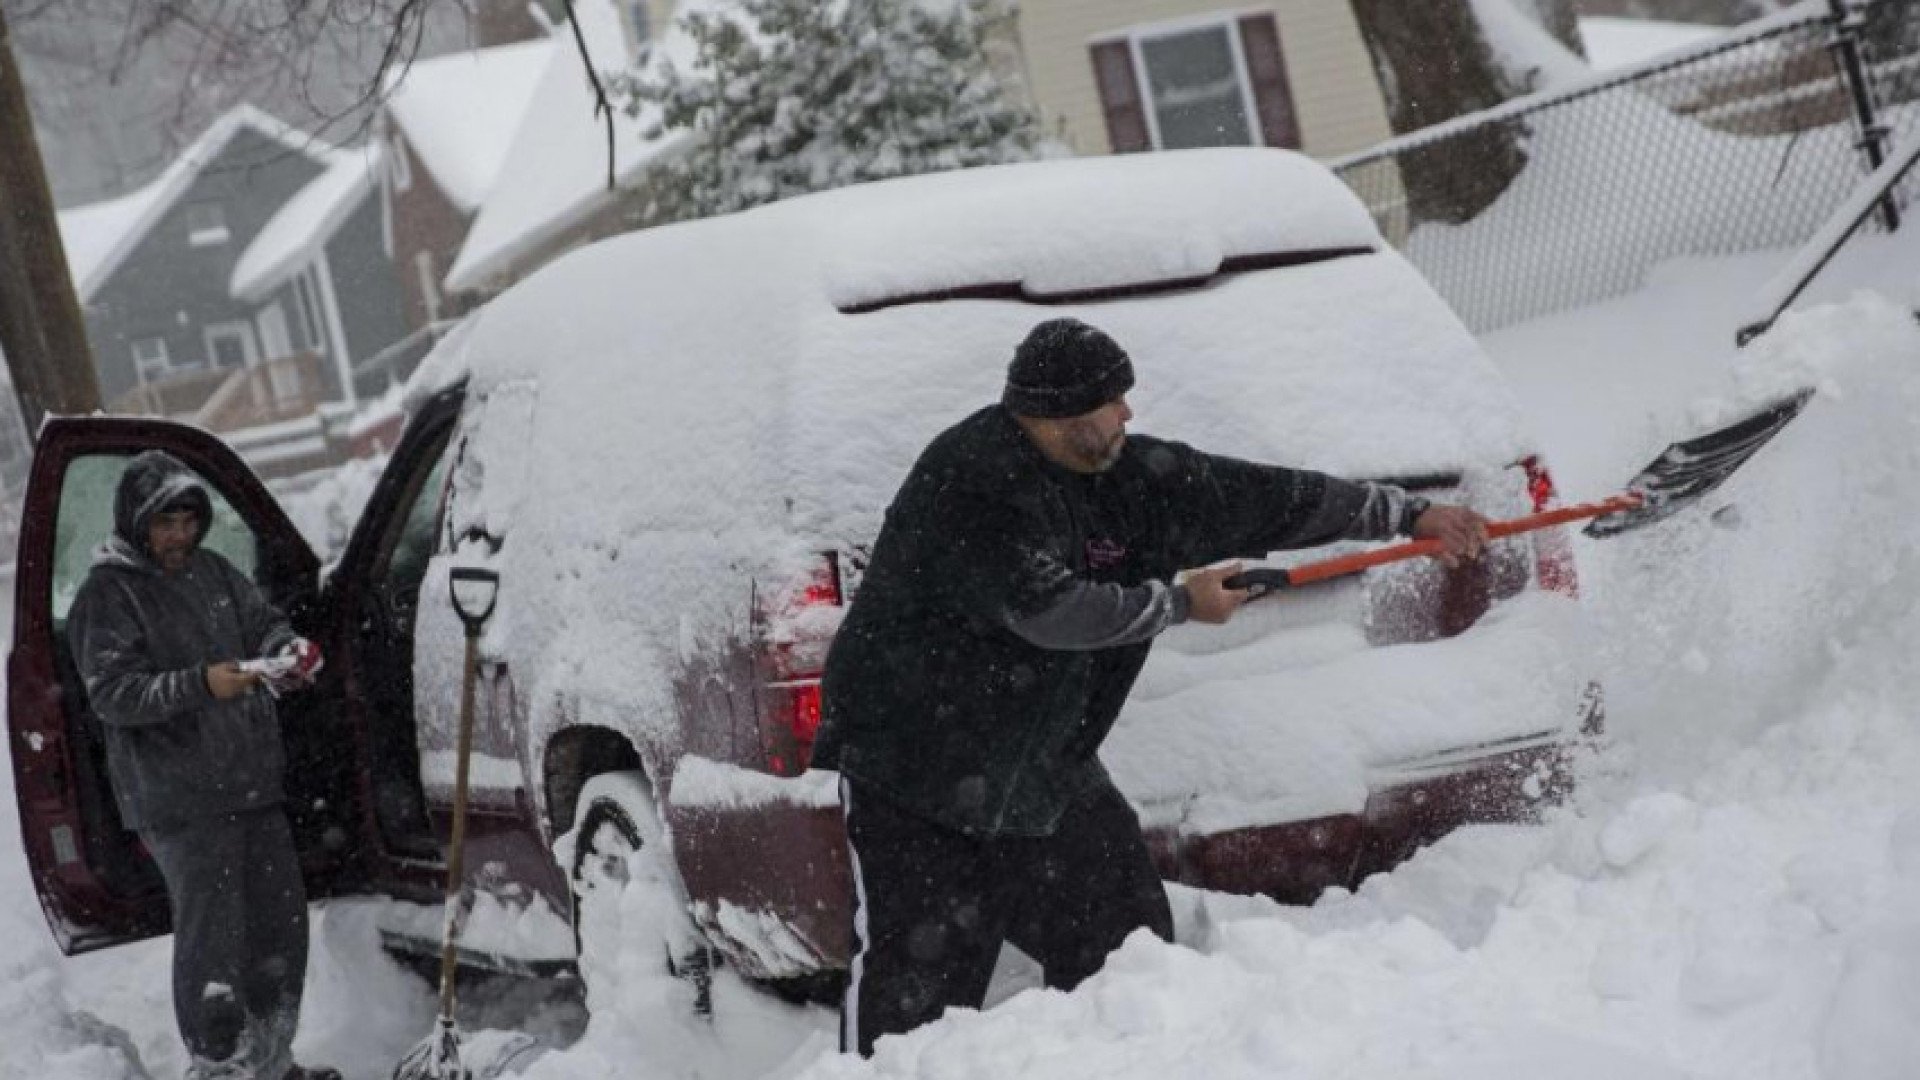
[4, 223, 1919, 1079]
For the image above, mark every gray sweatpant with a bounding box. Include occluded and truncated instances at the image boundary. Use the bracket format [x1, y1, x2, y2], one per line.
[142, 808, 309, 1079]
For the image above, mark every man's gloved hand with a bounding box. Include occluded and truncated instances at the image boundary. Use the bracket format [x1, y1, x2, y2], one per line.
[238, 638, 325, 696]
[1411, 505, 1491, 569]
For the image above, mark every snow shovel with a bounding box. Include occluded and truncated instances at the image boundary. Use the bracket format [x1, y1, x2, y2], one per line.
[1227, 388, 1814, 598]
[394, 566, 500, 1080]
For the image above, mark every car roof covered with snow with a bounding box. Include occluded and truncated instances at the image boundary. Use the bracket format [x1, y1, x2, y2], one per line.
[413, 147, 1535, 553]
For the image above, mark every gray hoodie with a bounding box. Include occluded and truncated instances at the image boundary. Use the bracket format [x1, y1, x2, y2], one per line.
[66, 451, 298, 830]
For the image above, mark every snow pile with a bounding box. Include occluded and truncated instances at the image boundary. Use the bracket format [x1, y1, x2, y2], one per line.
[0, 909, 146, 1080]
[1585, 293, 1920, 777]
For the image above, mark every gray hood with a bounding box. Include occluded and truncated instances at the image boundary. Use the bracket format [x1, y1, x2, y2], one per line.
[94, 450, 213, 572]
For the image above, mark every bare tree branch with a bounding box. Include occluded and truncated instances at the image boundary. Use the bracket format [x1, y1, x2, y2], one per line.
[561, 0, 616, 191]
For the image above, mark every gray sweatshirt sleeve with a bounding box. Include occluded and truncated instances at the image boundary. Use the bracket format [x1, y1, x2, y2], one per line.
[68, 585, 214, 728]
[999, 483, 1426, 651]
[1006, 577, 1192, 651]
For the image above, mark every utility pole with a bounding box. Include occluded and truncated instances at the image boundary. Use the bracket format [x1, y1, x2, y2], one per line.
[0, 3, 102, 432]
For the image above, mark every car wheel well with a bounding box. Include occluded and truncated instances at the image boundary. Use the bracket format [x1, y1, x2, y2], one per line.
[543, 726, 643, 840]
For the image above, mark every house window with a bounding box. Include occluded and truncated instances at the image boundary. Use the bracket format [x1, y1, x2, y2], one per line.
[131, 337, 171, 383]
[1137, 21, 1257, 149]
[186, 202, 230, 246]
[1091, 15, 1299, 154]
[294, 270, 326, 353]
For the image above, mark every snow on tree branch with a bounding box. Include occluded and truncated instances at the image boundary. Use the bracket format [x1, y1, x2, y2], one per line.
[611, 0, 1061, 225]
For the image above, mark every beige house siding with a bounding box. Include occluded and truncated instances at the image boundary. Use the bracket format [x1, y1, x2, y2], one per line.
[1014, 0, 1393, 160]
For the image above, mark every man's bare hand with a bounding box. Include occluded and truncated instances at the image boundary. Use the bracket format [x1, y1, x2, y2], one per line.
[1183, 562, 1249, 625]
[206, 662, 262, 701]
[1412, 505, 1492, 569]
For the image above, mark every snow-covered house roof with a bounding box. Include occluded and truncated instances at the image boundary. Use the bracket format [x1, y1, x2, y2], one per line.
[443, 0, 693, 293]
[55, 104, 333, 301]
[231, 142, 387, 302]
[381, 37, 555, 212]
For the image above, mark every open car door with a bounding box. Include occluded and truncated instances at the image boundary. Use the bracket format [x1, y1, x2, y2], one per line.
[8, 417, 377, 954]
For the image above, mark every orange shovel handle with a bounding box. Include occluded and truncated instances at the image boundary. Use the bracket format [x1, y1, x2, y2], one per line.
[1282, 492, 1645, 587]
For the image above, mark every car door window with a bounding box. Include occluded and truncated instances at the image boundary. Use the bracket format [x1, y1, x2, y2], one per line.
[52, 453, 258, 621]
[383, 440, 455, 613]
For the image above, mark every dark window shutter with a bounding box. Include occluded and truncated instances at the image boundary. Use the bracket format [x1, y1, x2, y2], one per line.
[1238, 13, 1301, 150]
[1090, 40, 1152, 153]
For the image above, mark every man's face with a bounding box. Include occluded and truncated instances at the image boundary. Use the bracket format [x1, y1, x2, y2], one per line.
[146, 509, 199, 572]
[1057, 395, 1133, 474]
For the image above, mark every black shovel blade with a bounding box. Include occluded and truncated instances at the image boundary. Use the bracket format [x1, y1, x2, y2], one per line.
[1584, 387, 1814, 537]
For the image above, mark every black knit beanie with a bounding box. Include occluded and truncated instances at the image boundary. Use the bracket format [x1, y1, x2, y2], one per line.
[1001, 318, 1135, 418]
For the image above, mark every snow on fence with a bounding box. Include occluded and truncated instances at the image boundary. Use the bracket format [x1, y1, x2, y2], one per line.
[1332, 2, 1920, 334]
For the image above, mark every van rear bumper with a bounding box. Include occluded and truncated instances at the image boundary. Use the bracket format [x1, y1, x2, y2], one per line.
[1146, 735, 1579, 904]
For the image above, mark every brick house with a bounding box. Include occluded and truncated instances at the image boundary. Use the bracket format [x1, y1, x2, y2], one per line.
[376, 37, 554, 330]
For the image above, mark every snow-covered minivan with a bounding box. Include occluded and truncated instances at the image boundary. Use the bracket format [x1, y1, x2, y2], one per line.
[10, 148, 1598, 1002]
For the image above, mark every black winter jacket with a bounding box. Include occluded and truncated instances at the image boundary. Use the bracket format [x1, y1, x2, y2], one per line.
[813, 406, 1421, 836]
[67, 451, 298, 830]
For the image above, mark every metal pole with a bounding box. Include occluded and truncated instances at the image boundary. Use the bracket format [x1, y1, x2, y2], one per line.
[1826, 0, 1899, 230]
[0, 5, 102, 429]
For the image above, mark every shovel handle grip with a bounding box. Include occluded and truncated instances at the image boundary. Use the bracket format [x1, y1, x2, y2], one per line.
[1223, 493, 1643, 596]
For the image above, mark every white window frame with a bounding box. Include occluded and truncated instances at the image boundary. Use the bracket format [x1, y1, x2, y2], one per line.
[203, 320, 260, 370]
[256, 301, 294, 360]
[294, 269, 326, 354]
[131, 337, 172, 383]
[185, 202, 230, 247]
[389, 130, 413, 193]
[1120, 14, 1262, 151]
[415, 250, 443, 324]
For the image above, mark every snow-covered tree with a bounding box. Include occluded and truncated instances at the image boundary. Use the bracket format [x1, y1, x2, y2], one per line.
[615, 0, 1057, 225]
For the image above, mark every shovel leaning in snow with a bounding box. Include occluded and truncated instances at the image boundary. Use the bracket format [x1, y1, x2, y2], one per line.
[1226, 388, 1814, 599]
[394, 566, 504, 1080]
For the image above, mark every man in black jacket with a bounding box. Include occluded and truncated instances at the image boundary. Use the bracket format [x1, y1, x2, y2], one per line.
[67, 451, 334, 1080]
[814, 318, 1489, 1055]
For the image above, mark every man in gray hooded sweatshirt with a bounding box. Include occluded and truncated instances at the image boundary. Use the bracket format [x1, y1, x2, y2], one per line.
[67, 450, 335, 1080]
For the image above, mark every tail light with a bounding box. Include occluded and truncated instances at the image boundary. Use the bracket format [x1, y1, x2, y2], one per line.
[1522, 456, 1580, 598]
[756, 553, 845, 776]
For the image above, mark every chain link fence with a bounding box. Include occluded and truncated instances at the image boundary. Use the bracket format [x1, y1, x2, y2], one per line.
[1331, 1, 1920, 334]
